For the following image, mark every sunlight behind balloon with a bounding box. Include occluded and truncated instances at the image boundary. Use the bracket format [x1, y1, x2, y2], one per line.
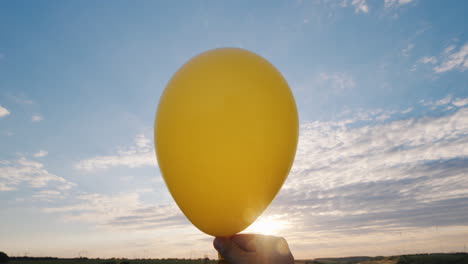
[244, 216, 288, 235]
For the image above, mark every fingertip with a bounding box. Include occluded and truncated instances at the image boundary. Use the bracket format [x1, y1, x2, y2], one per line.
[213, 237, 228, 253]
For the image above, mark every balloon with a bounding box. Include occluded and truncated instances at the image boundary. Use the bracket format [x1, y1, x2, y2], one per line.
[154, 48, 298, 237]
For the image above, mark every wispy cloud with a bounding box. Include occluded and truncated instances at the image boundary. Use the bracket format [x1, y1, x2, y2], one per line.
[33, 150, 48, 158]
[384, 0, 415, 8]
[418, 56, 437, 64]
[0, 157, 75, 191]
[75, 134, 156, 171]
[418, 95, 468, 109]
[401, 43, 414, 56]
[319, 72, 356, 93]
[33, 190, 65, 202]
[43, 192, 187, 230]
[10, 94, 34, 105]
[0, 105, 10, 118]
[452, 98, 468, 107]
[351, 0, 369, 13]
[253, 98, 468, 255]
[433, 43, 468, 73]
[40, 96, 468, 257]
[401, 107, 413, 114]
[32, 113, 44, 122]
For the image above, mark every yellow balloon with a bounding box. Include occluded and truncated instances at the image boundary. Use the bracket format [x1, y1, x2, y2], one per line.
[154, 48, 298, 237]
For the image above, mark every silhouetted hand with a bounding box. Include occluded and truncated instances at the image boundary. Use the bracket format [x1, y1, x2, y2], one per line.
[213, 234, 294, 264]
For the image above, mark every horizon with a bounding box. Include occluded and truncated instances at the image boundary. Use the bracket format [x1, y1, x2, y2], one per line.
[1, 0, 468, 260]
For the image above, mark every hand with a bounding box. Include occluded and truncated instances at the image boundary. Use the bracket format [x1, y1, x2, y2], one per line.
[213, 234, 294, 264]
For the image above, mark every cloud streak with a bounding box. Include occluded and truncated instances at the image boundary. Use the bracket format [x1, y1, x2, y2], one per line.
[0, 105, 10, 118]
[0, 157, 75, 191]
[33, 150, 48, 158]
[43, 192, 188, 230]
[433, 43, 468, 73]
[75, 134, 156, 171]
[319, 72, 356, 93]
[351, 0, 369, 13]
[255, 98, 468, 256]
[32, 113, 44, 122]
[385, 0, 415, 8]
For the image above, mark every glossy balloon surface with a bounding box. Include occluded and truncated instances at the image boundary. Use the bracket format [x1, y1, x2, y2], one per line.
[155, 48, 298, 236]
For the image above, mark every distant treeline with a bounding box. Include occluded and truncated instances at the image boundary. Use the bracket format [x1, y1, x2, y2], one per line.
[307, 252, 468, 264]
[7, 257, 216, 264]
[11, 258, 59, 261]
[5, 253, 468, 264]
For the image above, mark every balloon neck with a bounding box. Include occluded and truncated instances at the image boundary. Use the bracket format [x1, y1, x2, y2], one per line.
[218, 253, 229, 264]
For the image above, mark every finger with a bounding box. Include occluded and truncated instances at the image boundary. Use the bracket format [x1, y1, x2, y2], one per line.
[231, 234, 260, 252]
[213, 237, 248, 264]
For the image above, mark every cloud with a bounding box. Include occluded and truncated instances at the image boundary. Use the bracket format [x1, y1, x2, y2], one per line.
[251, 98, 468, 255]
[0, 105, 10, 118]
[418, 95, 468, 109]
[43, 192, 188, 230]
[319, 72, 356, 93]
[385, 0, 415, 8]
[401, 107, 413, 114]
[32, 113, 44, 122]
[433, 95, 452, 106]
[11, 95, 33, 105]
[452, 98, 468, 107]
[401, 43, 414, 56]
[433, 43, 468, 73]
[33, 190, 65, 202]
[0, 157, 75, 191]
[443, 45, 456, 54]
[33, 150, 48, 158]
[40, 95, 468, 257]
[351, 0, 369, 13]
[75, 134, 156, 171]
[418, 56, 437, 64]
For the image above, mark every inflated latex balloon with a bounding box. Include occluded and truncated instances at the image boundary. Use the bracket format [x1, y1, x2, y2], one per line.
[154, 48, 298, 237]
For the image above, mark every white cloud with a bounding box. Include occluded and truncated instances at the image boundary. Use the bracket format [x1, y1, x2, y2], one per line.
[401, 107, 413, 114]
[418, 95, 468, 109]
[0, 157, 75, 191]
[32, 113, 44, 122]
[33, 150, 48, 158]
[254, 101, 468, 257]
[434, 43, 468, 73]
[288, 107, 467, 191]
[351, 0, 369, 13]
[43, 192, 186, 230]
[11, 95, 33, 105]
[376, 112, 391, 121]
[401, 43, 414, 56]
[398, 0, 414, 4]
[444, 45, 456, 54]
[385, 0, 415, 8]
[37, 96, 468, 257]
[319, 72, 356, 92]
[418, 56, 437, 64]
[33, 190, 65, 201]
[75, 134, 156, 171]
[434, 95, 452, 106]
[0, 105, 10, 118]
[452, 97, 468, 107]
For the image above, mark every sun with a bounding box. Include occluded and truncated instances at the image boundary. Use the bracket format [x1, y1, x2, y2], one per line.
[244, 216, 288, 235]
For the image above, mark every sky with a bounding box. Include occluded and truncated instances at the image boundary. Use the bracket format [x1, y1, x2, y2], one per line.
[1, 0, 468, 260]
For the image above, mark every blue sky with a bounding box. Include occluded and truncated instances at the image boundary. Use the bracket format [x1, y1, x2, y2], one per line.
[1, 0, 468, 259]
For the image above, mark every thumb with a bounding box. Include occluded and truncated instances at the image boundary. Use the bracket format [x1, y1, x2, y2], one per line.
[213, 237, 247, 264]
